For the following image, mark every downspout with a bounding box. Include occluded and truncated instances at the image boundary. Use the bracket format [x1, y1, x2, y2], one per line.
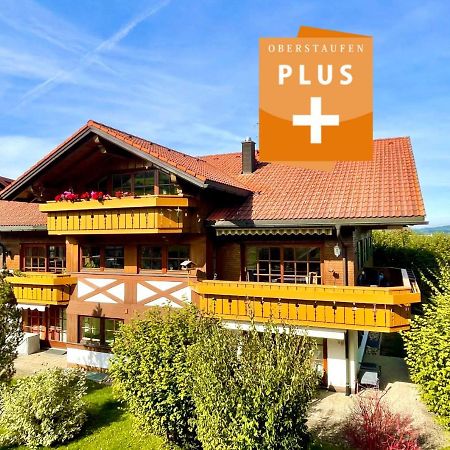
[336, 225, 351, 395]
[0, 242, 6, 269]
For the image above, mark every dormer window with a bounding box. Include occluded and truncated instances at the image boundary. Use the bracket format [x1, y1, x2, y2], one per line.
[108, 169, 179, 196]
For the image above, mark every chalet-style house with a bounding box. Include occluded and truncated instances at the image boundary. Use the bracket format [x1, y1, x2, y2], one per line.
[0, 121, 425, 393]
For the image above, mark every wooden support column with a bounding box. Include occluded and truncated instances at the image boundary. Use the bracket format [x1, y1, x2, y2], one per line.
[65, 236, 79, 272]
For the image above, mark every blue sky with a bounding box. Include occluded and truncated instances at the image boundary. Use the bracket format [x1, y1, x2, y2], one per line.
[0, 0, 449, 225]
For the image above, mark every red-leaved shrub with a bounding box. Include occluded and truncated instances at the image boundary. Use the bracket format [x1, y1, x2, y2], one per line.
[344, 390, 420, 450]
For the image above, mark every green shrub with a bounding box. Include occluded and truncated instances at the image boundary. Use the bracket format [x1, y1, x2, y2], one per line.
[110, 306, 205, 449]
[0, 367, 87, 448]
[0, 278, 23, 382]
[403, 261, 450, 428]
[188, 322, 319, 450]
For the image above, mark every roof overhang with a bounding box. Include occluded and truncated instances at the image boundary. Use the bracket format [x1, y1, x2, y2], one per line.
[0, 126, 251, 201]
[216, 227, 333, 237]
[209, 217, 428, 229]
[0, 225, 47, 232]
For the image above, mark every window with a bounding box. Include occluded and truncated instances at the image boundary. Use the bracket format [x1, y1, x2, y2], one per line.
[246, 246, 321, 284]
[79, 316, 122, 347]
[167, 245, 189, 271]
[107, 169, 180, 196]
[134, 170, 155, 196]
[112, 173, 132, 193]
[81, 246, 101, 269]
[23, 246, 46, 272]
[104, 246, 124, 269]
[48, 245, 66, 272]
[105, 319, 122, 345]
[140, 246, 163, 270]
[158, 171, 178, 195]
[22, 244, 66, 273]
[81, 246, 124, 271]
[80, 317, 101, 344]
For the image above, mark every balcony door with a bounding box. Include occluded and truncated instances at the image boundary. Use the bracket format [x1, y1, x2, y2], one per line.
[245, 245, 321, 284]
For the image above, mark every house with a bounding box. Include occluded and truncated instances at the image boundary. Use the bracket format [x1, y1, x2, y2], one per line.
[0, 120, 425, 393]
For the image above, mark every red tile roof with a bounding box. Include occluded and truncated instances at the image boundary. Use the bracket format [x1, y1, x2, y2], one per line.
[88, 121, 250, 192]
[0, 201, 47, 228]
[203, 137, 425, 222]
[0, 120, 425, 225]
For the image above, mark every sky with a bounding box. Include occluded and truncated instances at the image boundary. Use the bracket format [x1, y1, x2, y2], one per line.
[0, 0, 449, 226]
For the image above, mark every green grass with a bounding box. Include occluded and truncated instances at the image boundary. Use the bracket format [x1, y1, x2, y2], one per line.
[7, 381, 167, 450]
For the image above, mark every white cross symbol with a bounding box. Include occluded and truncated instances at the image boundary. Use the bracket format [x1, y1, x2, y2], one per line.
[292, 97, 340, 144]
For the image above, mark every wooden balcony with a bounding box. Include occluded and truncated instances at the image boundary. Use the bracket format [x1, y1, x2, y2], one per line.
[192, 277, 421, 332]
[40, 196, 200, 235]
[5, 273, 77, 306]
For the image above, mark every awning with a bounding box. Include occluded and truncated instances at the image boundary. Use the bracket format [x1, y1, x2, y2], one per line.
[216, 227, 333, 237]
[16, 303, 47, 312]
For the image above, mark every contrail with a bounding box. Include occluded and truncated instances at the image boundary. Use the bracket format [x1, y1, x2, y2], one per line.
[16, 0, 171, 108]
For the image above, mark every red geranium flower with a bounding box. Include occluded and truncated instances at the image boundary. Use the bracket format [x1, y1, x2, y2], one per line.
[54, 194, 62, 202]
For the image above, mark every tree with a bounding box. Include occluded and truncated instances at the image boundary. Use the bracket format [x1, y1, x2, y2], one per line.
[109, 306, 205, 449]
[188, 322, 319, 450]
[0, 276, 23, 382]
[403, 260, 450, 428]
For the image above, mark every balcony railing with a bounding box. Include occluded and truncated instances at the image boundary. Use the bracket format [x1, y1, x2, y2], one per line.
[192, 272, 420, 332]
[5, 273, 77, 305]
[39, 196, 200, 235]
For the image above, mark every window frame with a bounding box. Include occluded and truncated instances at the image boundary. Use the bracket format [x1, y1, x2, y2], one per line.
[78, 315, 123, 347]
[21, 243, 66, 273]
[80, 245, 125, 272]
[245, 244, 323, 284]
[107, 169, 180, 196]
[138, 244, 190, 273]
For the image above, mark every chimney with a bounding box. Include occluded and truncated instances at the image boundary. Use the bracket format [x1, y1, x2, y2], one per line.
[241, 137, 256, 174]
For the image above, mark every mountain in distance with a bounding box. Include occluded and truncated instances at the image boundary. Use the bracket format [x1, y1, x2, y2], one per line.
[415, 225, 450, 234]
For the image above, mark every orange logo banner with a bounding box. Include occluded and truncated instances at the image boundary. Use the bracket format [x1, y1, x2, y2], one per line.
[259, 27, 373, 163]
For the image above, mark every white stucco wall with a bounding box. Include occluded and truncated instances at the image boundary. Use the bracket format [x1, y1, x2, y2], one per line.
[67, 348, 112, 370]
[327, 338, 347, 390]
[327, 330, 360, 392]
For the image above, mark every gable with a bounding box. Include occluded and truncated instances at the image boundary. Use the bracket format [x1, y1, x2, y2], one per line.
[0, 121, 250, 202]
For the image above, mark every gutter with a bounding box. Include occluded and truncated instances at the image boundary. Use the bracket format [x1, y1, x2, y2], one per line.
[0, 225, 47, 232]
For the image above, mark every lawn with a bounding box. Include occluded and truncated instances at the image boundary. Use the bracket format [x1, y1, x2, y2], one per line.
[2, 381, 343, 450]
[6, 381, 167, 450]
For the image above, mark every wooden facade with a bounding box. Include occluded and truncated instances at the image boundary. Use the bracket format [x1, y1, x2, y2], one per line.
[0, 122, 424, 381]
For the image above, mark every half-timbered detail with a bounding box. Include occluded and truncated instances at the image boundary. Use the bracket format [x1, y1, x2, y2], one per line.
[0, 120, 426, 392]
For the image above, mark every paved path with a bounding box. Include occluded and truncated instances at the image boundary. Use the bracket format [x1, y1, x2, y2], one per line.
[14, 349, 67, 378]
[308, 356, 450, 450]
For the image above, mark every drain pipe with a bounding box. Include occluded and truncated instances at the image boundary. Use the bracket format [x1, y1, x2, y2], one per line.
[336, 225, 351, 395]
[0, 242, 6, 269]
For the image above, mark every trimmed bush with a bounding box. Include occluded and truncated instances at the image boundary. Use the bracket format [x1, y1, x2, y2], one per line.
[188, 322, 319, 450]
[403, 261, 450, 428]
[0, 367, 87, 448]
[343, 390, 420, 450]
[0, 277, 23, 382]
[110, 306, 204, 449]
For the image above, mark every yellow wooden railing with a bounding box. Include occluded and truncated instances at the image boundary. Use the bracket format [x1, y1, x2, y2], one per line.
[192, 280, 421, 332]
[5, 273, 77, 305]
[39, 196, 200, 235]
